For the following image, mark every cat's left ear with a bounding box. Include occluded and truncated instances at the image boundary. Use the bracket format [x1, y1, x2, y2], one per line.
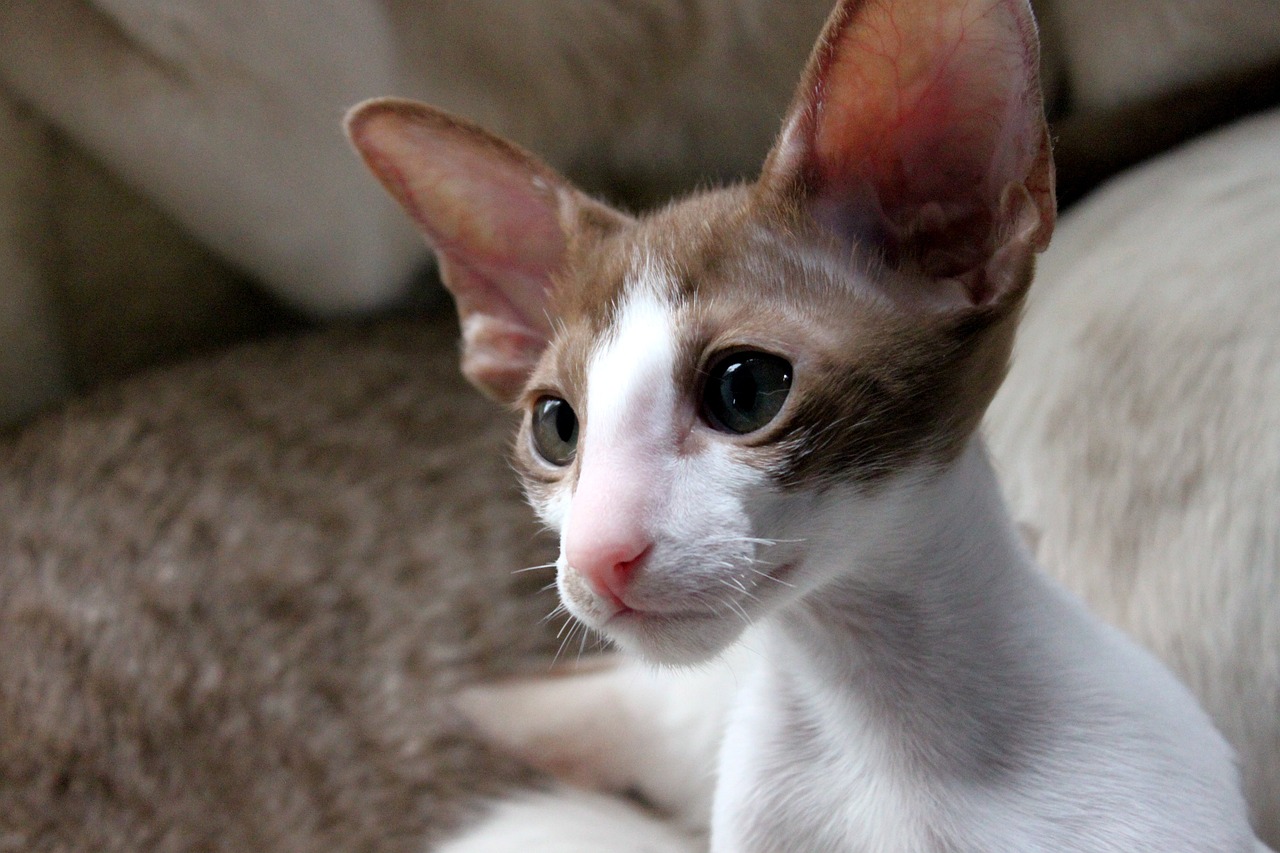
[346, 98, 620, 403]
[760, 0, 1055, 308]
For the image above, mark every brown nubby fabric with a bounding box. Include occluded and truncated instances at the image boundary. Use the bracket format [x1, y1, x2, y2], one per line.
[0, 312, 562, 852]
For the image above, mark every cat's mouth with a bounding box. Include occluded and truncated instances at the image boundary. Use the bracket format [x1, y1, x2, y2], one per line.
[601, 561, 800, 626]
[607, 607, 716, 628]
[560, 559, 802, 665]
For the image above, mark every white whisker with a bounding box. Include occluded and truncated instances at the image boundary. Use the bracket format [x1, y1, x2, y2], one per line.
[550, 615, 580, 668]
[745, 567, 795, 589]
[539, 603, 568, 624]
[512, 562, 558, 575]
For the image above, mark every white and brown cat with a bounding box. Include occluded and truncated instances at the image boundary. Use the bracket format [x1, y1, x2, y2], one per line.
[348, 0, 1268, 849]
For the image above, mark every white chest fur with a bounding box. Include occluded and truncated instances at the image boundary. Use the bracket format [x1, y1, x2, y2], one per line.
[443, 445, 1267, 853]
[348, 0, 1270, 848]
[703, 444, 1258, 852]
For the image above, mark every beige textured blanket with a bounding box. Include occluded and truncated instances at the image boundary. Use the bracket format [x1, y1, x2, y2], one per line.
[0, 311, 560, 851]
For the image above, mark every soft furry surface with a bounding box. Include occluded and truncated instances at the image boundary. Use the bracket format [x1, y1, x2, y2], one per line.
[987, 107, 1280, 844]
[0, 310, 561, 851]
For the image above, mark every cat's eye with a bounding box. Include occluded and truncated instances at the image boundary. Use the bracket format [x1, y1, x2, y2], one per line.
[531, 396, 579, 466]
[702, 352, 793, 435]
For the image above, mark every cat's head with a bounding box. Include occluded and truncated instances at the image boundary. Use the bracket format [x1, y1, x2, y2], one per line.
[348, 0, 1054, 664]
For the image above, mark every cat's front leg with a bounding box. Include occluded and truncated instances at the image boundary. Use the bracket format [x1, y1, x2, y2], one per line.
[433, 785, 705, 853]
[453, 647, 754, 833]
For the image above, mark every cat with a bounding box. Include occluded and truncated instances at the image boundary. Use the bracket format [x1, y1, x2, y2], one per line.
[347, 0, 1270, 849]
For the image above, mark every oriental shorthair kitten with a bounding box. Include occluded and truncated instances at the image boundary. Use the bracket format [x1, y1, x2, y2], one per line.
[347, 0, 1270, 849]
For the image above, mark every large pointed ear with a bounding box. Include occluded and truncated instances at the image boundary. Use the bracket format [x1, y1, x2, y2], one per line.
[346, 98, 613, 403]
[761, 0, 1055, 306]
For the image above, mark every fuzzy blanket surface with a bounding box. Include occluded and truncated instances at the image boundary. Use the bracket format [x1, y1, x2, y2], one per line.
[0, 311, 561, 852]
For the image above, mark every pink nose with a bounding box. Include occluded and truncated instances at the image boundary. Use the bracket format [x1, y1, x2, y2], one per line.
[566, 536, 651, 609]
[565, 435, 657, 609]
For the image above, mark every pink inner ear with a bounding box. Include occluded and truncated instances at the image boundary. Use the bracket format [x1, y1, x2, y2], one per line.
[777, 0, 1054, 273]
[348, 100, 574, 400]
[353, 113, 564, 336]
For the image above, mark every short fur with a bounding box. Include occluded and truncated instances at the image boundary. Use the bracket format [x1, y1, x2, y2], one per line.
[0, 74, 1277, 853]
[349, 0, 1271, 850]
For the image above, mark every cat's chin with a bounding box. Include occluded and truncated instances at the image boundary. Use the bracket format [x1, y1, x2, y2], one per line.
[556, 577, 752, 664]
[593, 608, 746, 667]
[555, 559, 811, 666]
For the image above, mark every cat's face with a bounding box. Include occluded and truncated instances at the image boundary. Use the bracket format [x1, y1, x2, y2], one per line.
[509, 191, 1025, 663]
[347, 0, 1055, 664]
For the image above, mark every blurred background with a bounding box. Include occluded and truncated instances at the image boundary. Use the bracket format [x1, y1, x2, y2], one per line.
[1, 0, 1278, 429]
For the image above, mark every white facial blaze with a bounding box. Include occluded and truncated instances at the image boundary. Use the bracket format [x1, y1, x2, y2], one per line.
[561, 271, 681, 584]
[583, 283, 679, 479]
[555, 260, 798, 664]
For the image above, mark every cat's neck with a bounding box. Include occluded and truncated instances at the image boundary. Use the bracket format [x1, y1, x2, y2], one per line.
[766, 439, 1059, 778]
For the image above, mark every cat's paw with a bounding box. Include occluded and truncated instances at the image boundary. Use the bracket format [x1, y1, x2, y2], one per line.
[452, 657, 645, 793]
[433, 785, 704, 852]
[452, 653, 737, 833]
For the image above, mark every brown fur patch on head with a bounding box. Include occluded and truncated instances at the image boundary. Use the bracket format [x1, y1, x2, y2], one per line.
[768, 293, 1028, 489]
[718, 193, 1035, 489]
[510, 181, 1034, 496]
[507, 199, 645, 493]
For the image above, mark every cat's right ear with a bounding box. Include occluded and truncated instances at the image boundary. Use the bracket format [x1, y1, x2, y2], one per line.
[346, 98, 602, 403]
[759, 0, 1055, 309]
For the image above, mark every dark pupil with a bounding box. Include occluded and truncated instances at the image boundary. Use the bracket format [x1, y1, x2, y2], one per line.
[532, 397, 578, 465]
[705, 353, 792, 435]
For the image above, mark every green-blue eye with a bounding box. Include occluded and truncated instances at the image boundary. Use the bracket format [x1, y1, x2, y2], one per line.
[531, 396, 578, 465]
[702, 352, 792, 435]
